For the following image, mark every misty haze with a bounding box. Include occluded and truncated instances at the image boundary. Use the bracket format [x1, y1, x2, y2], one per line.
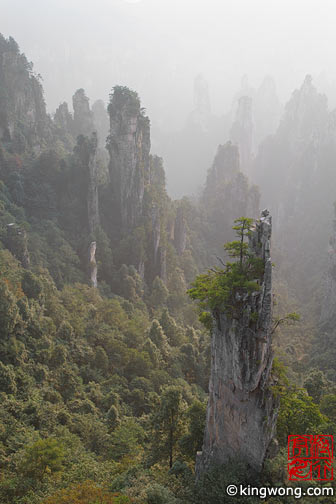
[1, 1, 336, 502]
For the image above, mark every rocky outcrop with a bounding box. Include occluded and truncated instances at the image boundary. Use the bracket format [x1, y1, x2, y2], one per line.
[253, 75, 332, 304]
[72, 89, 95, 138]
[174, 207, 187, 256]
[6, 223, 30, 268]
[105, 87, 172, 288]
[149, 206, 166, 282]
[204, 141, 240, 199]
[75, 133, 100, 234]
[54, 102, 74, 136]
[53, 101, 76, 150]
[107, 86, 151, 232]
[88, 241, 98, 288]
[196, 210, 278, 476]
[230, 96, 253, 174]
[0, 34, 50, 150]
[158, 247, 167, 282]
[202, 142, 260, 257]
[87, 134, 100, 235]
[92, 99, 109, 149]
[152, 206, 161, 266]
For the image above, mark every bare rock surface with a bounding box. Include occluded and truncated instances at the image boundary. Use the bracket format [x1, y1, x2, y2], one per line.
[196, 210, 278, 476]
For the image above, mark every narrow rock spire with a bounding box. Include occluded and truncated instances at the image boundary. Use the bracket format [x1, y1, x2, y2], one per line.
[196, 209, 278, 476]
[89, 241, 98, 288]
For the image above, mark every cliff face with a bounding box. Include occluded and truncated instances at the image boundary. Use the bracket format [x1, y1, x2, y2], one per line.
[106, 87, 172, 286]
[202, 142, 260, 260]
[253, 75, 334, 305]
[108, 86, 150, 233]
[0, 34, 50, 150]
[150, 205, 166, 281]
[88, 241, 98, 288]
[72, 89, 95, 138]
[204, 142, 259, 215]
[204, 141, 240, 197]
[196, 210, 278, 476]
[230, 96, 253, 174]
[75, 133, 100, 234]
[92, 99, 109, 149]
[174, 207, 187, 256]
[54, 102, 74, 137]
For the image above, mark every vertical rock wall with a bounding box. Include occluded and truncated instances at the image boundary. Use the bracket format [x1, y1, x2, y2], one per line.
[174, 207, 187, 256]
[88, 241, 98, 288]
[72, 89, 95, 138]
[196, 210, 278, 476]
[230, 96, 254, 174]
[87, 133, 100, 235]
[75, 132, 100, 234]
[108, 87, 151, 232]
[0, 34, 50, 149]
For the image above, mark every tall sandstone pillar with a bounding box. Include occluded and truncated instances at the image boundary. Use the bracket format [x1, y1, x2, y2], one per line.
[196, 210, 278, 476]
[108, 87, 150, 233]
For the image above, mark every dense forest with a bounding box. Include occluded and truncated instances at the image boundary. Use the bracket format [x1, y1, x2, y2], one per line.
[0, 33, 336, 503]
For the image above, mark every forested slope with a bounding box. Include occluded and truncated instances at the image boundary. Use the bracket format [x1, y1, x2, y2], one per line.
[0, 34, 336, 504]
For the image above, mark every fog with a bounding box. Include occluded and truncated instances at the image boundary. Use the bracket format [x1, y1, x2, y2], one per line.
[2, 1, 336, 492]
[3, 0, 336, 195]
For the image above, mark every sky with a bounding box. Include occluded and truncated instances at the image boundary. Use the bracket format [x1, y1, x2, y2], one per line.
[3, 0, 336, 119]
[3, 0, 336, 194]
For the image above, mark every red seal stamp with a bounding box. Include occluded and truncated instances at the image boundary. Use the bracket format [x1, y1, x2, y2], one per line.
[288, 435, 333, 481]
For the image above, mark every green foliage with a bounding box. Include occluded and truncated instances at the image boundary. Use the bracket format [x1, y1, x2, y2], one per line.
[270, 357, 289, 398]
[188, 217, 264, 321]
[19, 438, 65, 481]
[146, 483, 181, 504]
[43, 480, 131, 504]
[2, 37, 326, 504]
[198, 311, 212, 330]
[148, 319, 169, 356]
[21, 270, 44, 300]
[0, 86, 213, 501]
[276, 388, 327, 445]
[150, 386, 186, 468]
[159, 309, 184, 347]
[108, 86, 141, 117]
[179, 400, 206, 459]
[303, 369, 328, 403]
[0, 279, 21, 338]
[271, 311, 301, 335]
[94, 346, 109, 374]
[110, 419, 144, 461]
[0, 362, 17, 394]
[149, 276, 169, 309]
[320, 394, 336, 422]
[107, 405, 120, 430]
